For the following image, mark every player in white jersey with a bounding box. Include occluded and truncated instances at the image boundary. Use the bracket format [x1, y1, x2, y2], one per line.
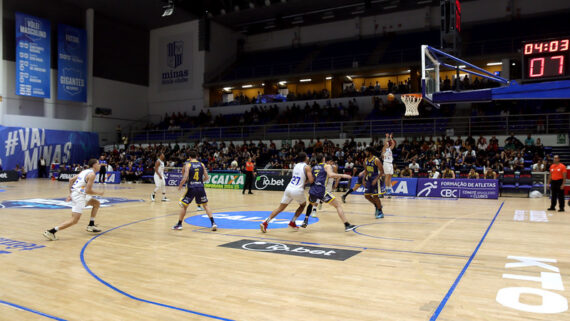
[151, 153, 169, 202]
[382, 133, 396, 195]
[43, 159, 104, 241]
[260, 152, 314, 233]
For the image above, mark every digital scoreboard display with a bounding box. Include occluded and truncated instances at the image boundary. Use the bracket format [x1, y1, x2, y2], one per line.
[522, 37, 570, 81]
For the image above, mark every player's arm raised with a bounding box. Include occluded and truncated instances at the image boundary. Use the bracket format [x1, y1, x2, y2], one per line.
[85, 172, 103, 196]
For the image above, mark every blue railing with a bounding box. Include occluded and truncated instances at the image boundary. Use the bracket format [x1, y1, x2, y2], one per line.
[126, 113, 570, 143]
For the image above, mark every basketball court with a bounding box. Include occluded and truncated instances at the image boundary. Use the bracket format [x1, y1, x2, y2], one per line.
[1, 180, 568, 320]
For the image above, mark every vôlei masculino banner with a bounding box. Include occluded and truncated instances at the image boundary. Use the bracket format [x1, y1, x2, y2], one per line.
[15, 13, 87, 102]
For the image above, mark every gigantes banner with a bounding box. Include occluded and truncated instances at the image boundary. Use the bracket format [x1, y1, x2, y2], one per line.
[57, 24, 87, 102]
[0, 126, 99, 178]
[15, 12, 51, 98]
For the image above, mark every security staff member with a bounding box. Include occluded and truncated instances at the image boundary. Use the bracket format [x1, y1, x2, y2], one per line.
[547, 155, 566, 212]
[242, 157, 256, 194]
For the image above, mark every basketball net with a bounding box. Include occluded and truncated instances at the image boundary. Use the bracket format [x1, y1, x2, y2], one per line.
[401, 94, 422, 116]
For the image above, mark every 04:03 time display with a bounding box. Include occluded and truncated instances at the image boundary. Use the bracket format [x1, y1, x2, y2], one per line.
[522, 37, 570, 81]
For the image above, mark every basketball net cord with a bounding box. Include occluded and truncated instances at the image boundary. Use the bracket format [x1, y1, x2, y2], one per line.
[402, 94, 421, 116]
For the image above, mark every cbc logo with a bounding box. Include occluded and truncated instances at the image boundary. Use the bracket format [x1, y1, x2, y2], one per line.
[168, 180, 178, 186]
[440, 189, 458, 198]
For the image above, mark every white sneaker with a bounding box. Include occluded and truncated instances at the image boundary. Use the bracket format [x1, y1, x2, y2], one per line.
[211, 223, 218, 231]
[172, 224, 183, 230]
[86, 225, 102, 233]
[317, 202, 322, 210]
[151, 193, 155, 202]
[161, 197, 170, 202]
[43, 230, 57, 241]
[197, 206, 204, 211]
[311, 209, 318, 218]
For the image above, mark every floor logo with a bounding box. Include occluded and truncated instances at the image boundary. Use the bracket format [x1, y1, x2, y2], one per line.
[219, 239, 361, 261]
[0, 197, 144, 209]
[184, 210, 318, 230]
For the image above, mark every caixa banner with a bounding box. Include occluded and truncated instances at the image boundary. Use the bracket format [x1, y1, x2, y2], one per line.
[254, 174, 290, 191]
[416, 178, 499, 199]
[349, 177, 417, 196]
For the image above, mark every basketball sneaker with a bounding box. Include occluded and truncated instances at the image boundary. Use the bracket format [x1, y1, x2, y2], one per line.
[260, 221, 268, 233]
[150, 193, 155, 202]
[197, 205, 204, 211]
[43, 230, 57, 241]
[345, 224, 357, 232]
[311, 208, 318, 218]
[375, 208, 384, 219]
[341, 194, 347, 203]
[288, 221, 299, 230]
[211, 223, 218, 231]
[161, 197, 170, 202]
[172, 224, 183, 230]
[317, 202, 322, 210]
[86, 225, 102, 233]
[301, 220, 309, 228]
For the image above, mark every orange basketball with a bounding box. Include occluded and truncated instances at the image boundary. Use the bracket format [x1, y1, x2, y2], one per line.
[387, 93, 395, 101]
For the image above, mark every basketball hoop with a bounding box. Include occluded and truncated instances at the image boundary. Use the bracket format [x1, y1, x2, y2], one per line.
[401, 93, 422, 116]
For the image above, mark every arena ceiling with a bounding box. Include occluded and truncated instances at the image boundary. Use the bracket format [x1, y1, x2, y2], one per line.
[55, 0, 442, 33]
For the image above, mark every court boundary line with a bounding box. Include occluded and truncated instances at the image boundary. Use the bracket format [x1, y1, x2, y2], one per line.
[0, 299, 67, 320]
[429, 201, 505, 320]
[80, 213, 235, 321]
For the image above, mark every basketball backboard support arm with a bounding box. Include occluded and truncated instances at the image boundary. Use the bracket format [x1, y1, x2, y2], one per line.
[421, 44, 570, 104]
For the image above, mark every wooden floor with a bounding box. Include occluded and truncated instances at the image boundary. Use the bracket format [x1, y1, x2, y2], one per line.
[1, 179, 569, 321]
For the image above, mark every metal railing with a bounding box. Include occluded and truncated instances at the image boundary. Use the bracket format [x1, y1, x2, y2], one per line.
[122, 113, 570, 144]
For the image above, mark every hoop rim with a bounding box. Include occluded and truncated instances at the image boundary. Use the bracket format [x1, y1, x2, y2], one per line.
[400, 93, 423, 99]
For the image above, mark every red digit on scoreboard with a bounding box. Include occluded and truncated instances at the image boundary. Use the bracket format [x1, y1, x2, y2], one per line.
[551, 55, 564, 75]
[549, 40, 559, 52]
[561, 39, 569, 51]
[529, 57, 545, 77]
[534, 43, 543, 53]
[524, 43, 533, 55]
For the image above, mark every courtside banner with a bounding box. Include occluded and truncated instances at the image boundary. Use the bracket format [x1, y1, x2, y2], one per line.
[254, 174, 289, 191]
[349, 177, 417, 196]
[57, 24, 87, 102]
[0, 171, 19, 182]
[164, 171, 183, 186]
[0, 126, 99, 178]
[94, 171, 121, 184]
[416, 178, 499, 199]
[204, 173, 244, 189]
[15, 12, 51, 98]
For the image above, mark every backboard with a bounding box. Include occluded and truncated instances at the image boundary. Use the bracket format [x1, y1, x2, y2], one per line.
[420, 44, 570, 105]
